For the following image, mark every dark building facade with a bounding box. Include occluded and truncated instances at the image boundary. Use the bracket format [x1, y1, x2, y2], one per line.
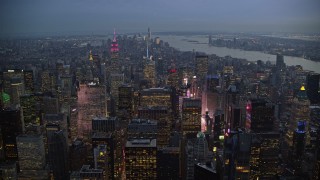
[48, 130, 69, 180]
[157, 147, 179, 180]
[246, 98, 275, 132]
[91, 132, 115, 180]
[194, 162, 219, 180]
[0, 109, 23, 161]
[307, 73, 320, 104]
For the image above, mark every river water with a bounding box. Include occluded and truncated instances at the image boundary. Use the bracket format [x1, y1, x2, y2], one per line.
[158, 35, 320, 73]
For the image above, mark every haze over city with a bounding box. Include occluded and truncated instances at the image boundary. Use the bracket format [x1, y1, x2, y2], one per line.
[1, 0, 320, 36]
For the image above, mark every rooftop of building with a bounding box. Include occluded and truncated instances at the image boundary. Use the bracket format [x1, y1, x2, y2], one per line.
[137, 106, 168, 110]
[126, 139, 156, 148]
[72, 138, 85, 147]
[195, 162, 216, 173]
[92, 116, 117, 121]
[16, 133, 43, 141]
[182, 98, 201, 107]
[44, 113, 64, 121]
[141, 87, 171, 93]
[80, 165, 103, 173]
[91, 132, 113, 139]
[119, 84, 133, 88]
[158, 146, 180, 153]
[129, 119, 157, 125]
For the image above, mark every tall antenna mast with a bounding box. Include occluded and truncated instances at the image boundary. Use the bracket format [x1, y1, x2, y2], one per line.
[147, 27, 150, 59]
[113, 28, 116, 42]
[147, 40, 149, 59]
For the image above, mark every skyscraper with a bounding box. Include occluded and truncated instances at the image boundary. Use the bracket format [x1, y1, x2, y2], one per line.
[125, 139, 157, 180]
[91, 132, 115, 180]
[0, 109, 23, 161]
[213, 110, 224, 145]
[16, 134, 46, 170]
[140, 87, 172, 108]
[107, 29, 121, 82]
[23, 70, 34, 94]
[118, 84, 134, 119]
[193, 132, 209, 163]
[2, 69, 23, 95]
[276, 53, 285, 71]
[307, 73, 320, 104]
[157, 147, 180, 180]
[143, 60, 156, 88]
[42, 95, 59, 114]
[195, 55, 208, 82]
[93, 144, 109, 179]
[69, 139, 88, 171]
[148, 27, 151, 40]
[92, 116, 118, 133]
[41, 70, 55, 93]
[138, 106, 172, 147]
[127, 119, 158, 140]
[110, 73, 124, 115]
[293, 121, 306, 159]
[48, 130, 69, 180]
[286, 85, 310, 147]
[223, 130, 256, 179]
[110, 29, 119, 60]
[184, 132, 209, 180]
[224, 84, 241, 132]
[246, 98, 275, 132]
[43, 113, 68, 142]
[256, 132, 280, 179]
[182, 98, 201, 137]
[60, 75, 73, 101]
[10, 77, 24, 106]
[20, 94, 38, 126]
[167, 66, 179, 89]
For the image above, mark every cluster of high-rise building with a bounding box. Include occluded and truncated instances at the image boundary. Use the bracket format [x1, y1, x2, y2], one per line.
[0, 29, 320, 180]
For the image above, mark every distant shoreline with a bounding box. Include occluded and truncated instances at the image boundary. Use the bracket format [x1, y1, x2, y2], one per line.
[158, 34, 320, 73]
[208, 44, 320, 63]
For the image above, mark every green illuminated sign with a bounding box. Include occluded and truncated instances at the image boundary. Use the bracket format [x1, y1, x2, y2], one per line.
[1, 92, 10, 103]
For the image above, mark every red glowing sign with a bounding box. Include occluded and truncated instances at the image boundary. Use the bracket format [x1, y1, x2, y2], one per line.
[246, 103, 251, 112]
[111, 43, 119, 52]
[110, 29, 119, 53]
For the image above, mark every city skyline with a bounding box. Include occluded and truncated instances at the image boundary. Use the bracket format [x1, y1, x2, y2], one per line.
[1, 0, 320, 37]
[0, 1, 320, 179]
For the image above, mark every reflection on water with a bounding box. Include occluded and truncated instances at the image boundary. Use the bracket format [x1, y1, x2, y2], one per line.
[159, 35, 320, 73]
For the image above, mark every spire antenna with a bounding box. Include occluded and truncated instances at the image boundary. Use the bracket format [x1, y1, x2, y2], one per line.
[113, 28, 116, 42]
[146, 27, 150, 59]
[147, 40, 149, 59]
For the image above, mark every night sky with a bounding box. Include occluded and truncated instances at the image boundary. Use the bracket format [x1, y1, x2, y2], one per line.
[1, 0, 320, 36]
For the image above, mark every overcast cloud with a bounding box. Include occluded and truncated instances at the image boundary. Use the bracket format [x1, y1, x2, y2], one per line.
[0, 0, 319, 36]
